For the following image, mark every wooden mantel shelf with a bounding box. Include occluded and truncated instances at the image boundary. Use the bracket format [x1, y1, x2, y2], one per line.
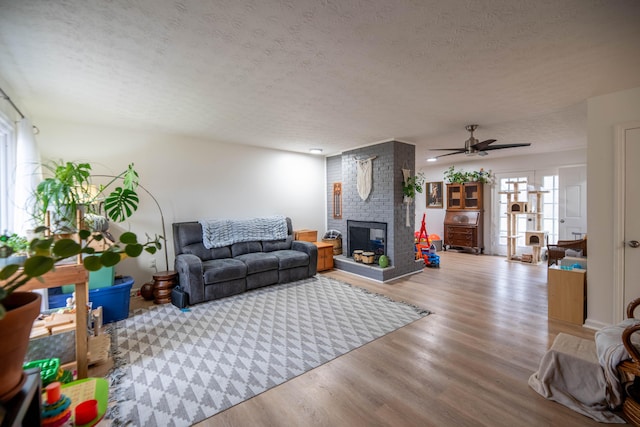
[4, 263, 90, 379]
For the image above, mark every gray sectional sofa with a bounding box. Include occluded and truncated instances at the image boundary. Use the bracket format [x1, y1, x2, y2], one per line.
[172, 217, 318, 305]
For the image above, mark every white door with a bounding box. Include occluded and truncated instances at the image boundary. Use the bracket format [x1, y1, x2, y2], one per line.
[492, 172, 532, 256]
[623, 126, 640, 305]
[558, 165, 587, 240]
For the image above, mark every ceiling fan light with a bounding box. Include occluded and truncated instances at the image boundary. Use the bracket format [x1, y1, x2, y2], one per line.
[427, 157, 437, 162]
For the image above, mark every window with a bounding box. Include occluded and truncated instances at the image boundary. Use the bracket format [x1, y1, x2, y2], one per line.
[493, 171, 560, 256]
[0, 112, 16, 234]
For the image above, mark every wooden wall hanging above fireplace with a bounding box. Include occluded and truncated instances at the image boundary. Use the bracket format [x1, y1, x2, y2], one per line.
[333, 182, 342, 219]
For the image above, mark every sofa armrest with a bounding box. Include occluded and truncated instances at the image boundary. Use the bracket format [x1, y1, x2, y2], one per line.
[292, 240, 318, 276]
[174, 253, 205, 304]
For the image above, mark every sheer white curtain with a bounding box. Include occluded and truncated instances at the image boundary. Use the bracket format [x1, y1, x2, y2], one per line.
[13, 118, 42, 235]
[0, 112, 15, 234]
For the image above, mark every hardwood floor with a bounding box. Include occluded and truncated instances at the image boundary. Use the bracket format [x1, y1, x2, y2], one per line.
[190, 251, 621, 426]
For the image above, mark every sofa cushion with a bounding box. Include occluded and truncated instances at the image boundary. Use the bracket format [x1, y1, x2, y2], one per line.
[262, 236, 292, 252]
[235, 252, 279, 274]
[202, 258, 247, 284]
[271, 250, 310, 270]
[231, 241, 263, 257]
[183, 243, 231, 261]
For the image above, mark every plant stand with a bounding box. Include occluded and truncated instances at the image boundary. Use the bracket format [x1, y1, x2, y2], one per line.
[20, 264, 91, 379]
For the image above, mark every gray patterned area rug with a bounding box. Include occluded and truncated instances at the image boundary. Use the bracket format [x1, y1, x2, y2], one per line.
[107, 275, 429, 426]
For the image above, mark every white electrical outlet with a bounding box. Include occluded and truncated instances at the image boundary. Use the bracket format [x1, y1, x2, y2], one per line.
[149, 259, 156, 269]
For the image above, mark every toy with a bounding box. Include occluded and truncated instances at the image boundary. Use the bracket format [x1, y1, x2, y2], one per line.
[41, 382, 72, 427]
[415, 243, 440, 268]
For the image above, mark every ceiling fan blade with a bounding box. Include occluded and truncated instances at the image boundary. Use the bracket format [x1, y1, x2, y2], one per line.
[471, 139, 497, 150]
[433, 150, 467, 159]
[430, 148, 467, 151]
[481, 143, 531, 151]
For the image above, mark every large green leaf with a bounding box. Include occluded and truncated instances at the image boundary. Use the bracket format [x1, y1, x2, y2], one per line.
[104, 187, 139, 222]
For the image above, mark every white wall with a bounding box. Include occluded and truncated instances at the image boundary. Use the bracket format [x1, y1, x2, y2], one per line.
[34, 118, 326, 287]
[587, 86, 640, 327]
[416, 149, 586, 251]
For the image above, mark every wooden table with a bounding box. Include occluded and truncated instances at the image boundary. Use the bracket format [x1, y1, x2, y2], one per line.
[19, 264, 90, 379]
[313, 242, 334, 271]
[152, 270, 178, 304]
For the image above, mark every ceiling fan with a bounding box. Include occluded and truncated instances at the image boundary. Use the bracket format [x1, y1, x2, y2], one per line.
[429, 124, 531, 159]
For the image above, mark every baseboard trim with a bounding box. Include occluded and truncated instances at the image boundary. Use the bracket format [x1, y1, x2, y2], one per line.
[583, 318, 608, 330]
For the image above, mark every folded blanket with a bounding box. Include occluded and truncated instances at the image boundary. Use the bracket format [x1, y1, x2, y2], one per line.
[528, 333, 626, 423]
[200, 216, 288, 249]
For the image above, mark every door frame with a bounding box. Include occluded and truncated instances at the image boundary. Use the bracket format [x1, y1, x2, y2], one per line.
[613, 121, 640, 322]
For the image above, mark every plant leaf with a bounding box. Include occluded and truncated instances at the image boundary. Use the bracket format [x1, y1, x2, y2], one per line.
[104, 188, 139, 222]
[120, 232, 137, 244]
[23, 256, 55, 278]
[125, 244, 143, 257]
[52, 239, 82, 258]
[83, 256, 103, 271]
[0, 264, 20, 280]
[100, 251, 122, 267]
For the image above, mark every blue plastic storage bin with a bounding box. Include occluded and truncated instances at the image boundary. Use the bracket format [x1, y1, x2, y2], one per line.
[48, 276, 134, 324]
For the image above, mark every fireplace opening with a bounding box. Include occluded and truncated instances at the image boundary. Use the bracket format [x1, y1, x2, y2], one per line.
[347, 220, 387, 261]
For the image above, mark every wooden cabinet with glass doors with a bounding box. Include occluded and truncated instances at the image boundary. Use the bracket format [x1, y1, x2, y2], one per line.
[446, 182, 483, 210]
[444, 182, 484, 253]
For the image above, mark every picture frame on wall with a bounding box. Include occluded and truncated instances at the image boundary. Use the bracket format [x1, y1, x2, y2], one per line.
[427, 181, 443, 208]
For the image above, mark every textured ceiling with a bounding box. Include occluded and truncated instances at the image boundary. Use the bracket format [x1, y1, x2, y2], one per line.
[1, 0, 639, 166]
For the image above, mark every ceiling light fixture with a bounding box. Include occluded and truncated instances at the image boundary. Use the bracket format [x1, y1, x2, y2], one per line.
[427, 157, 437, 162]
[309, 148, 323, 154]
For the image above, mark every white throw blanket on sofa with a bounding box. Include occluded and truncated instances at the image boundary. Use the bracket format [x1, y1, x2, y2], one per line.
[200, 215, 288, 249]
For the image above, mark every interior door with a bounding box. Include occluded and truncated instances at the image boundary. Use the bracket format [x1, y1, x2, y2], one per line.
[623, 126, 640, 305]
[558, 165, 587, 240]
[492, 172, 532, 256]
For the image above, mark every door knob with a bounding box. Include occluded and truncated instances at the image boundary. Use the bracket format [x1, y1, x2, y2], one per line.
[629, 240, 640, 248]
[559, 219, 565, 223]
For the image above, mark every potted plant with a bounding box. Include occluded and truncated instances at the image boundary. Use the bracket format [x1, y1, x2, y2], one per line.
[444, 165, 493, 184]
[0, 160, 161, 402]
[33, 161, 142, 233]
[0, 228, 162, 401]
[0, 233, 29, 267]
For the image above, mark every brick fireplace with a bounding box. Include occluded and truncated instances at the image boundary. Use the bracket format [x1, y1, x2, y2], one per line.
[326, 140, 423, 281]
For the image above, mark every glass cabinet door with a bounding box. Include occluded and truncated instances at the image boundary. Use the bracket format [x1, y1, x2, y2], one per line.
[463, 183, 481, 209]
[447, 184, 462, 209]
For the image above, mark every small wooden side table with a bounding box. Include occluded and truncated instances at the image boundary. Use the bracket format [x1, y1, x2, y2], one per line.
[152, 270, 178, 304]
[313, 241, 334, 272]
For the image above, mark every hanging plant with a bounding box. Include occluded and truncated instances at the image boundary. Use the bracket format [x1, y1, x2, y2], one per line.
[402, 172, 426, 199]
